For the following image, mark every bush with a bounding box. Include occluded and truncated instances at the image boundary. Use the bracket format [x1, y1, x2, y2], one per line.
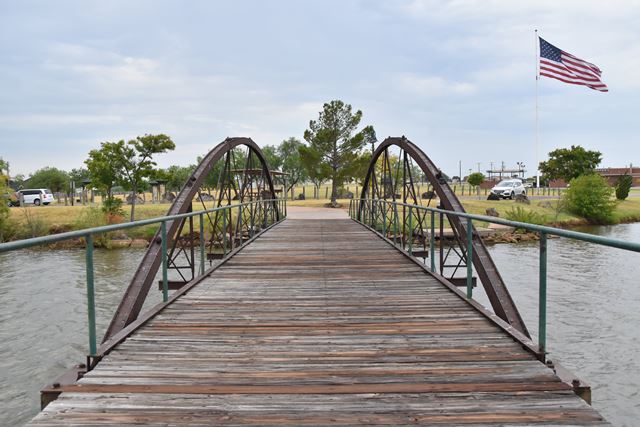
[564, 174, 617, 224]
[102, 196, 124, 217]
[615, 174, 633, 200]
[504, 206, 546, 231]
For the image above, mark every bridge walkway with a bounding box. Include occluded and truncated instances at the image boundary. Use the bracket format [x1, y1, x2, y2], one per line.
[28, 218, 608, 426]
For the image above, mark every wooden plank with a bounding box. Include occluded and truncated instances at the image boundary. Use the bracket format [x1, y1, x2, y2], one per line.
[28, 218, 609, 426]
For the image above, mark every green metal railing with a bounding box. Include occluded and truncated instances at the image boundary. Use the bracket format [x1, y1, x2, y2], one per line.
[0, 199, 286, 357]
[349, 198, 640, 356]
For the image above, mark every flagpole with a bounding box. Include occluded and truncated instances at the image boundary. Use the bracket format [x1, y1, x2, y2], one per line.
[535, 29, 540, 189]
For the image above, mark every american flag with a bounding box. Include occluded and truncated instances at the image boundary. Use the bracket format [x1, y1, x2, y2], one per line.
[539, 37, 608, 92]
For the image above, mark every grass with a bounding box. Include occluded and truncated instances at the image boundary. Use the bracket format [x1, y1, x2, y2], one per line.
[4, 194, 640, 244]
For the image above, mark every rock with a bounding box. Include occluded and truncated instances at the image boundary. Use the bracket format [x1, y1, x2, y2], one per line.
[487, 193, 501, 201]
[485, 208, 499, 217]
[297, 193, 306, 200]
[422, 191, 436, 200]
[539, 201, 554, 209]
[515, 194, 530, 204]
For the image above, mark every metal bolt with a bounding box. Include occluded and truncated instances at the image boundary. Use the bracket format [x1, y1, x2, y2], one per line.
[78, 363, 86, 369]
[52, 382, 60, 389]
[545, 359, 554, 366]
[155, 236, 162, 244]
[572, 379, 580, 387]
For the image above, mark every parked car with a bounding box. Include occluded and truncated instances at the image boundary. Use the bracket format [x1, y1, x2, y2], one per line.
[17, 188, 55, 206]
[490, 180, 526, 199]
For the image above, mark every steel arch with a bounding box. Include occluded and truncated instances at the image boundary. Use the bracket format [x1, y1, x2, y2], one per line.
[103, 137, 280, 341]
[358, 136, 529, 337]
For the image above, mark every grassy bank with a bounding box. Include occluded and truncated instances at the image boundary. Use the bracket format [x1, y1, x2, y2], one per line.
[3, 197, 640, 245]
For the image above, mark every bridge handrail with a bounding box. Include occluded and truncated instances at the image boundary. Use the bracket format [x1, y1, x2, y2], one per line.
[0, 198, 287, 358]
[350, 197, 640, 358]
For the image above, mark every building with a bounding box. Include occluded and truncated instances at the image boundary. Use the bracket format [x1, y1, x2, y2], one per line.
[595, 166, 640, 186]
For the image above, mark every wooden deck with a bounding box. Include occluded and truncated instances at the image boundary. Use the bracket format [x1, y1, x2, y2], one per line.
[29, 218, 609, 426]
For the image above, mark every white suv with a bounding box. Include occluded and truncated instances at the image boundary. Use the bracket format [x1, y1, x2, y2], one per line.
[490, 180, 526, 199]
[18, 189, 55, 206]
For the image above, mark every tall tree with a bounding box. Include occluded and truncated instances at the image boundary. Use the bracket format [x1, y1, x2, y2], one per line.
[86, 142, 121, 202]
[111, 134, 175, 221]
[302, 100, 375, 207]
[27, 167, 70, 193]
[539, 145, 602, 182]
[278, 137, 307, 194]
[261, 145, 282, 172]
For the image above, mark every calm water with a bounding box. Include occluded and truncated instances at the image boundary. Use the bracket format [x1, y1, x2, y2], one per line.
[0, 224, 639, 426]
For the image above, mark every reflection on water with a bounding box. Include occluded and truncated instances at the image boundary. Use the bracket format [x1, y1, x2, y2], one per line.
[482, 223, 640, 426]
[0, 248, 163, 426]
[1, 224, 639, 426]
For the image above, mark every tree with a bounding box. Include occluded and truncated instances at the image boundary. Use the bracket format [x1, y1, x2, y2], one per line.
[86, 142, 122, 207]
[0, 158, 8, 176]
[161, 164, 196, 192]
[111, 134, 176, 221]
[299, 145, 331, 196]
[467, 172, 485, 187]
[27, 167, 70, 193]
[278, 137, 307, 194]
[302, 100, 375, 207]
[261, 145, 282, 171]
[0, 173, 10, 242]
[615, 174, 633, 201]
[564, 174, 616, 224]
[539, 145, 602, 182]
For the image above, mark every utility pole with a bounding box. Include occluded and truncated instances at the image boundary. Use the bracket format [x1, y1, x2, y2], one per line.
[477, 162, 481, 173]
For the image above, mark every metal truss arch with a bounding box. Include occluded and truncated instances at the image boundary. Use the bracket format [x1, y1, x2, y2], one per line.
[104, 137, 280, 342]
[358, 136, 529, 337]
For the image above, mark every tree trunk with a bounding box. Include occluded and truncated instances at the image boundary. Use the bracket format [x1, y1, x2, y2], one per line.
[130, 184, 137, 222]
[330, 177, 338, 207]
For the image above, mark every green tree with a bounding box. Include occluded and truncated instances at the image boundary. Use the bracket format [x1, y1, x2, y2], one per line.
[111, 134, 176, 221]
[302, 100, 375, 207]
[27, 167, 70, 193]
[539, 145, 602, 182]
[261, 145, 282, 171]
[299, 145, 331, 196]
[615, 174, 633, 200]
[0, 158, 8, 175]
[0, 173, 10, 241]
[161, 164, 196, 192]
[86, 142, 121, 207]
[564, 174, 616, 224]
[467, 172, 485, 187]
[278, 137, 307, 193]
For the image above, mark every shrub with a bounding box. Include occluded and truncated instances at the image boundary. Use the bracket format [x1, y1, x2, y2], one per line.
[564, 174, 617, 224]
[102, 196, 124, 217]
[615, 173, 633, 200]
[504, 206, 546, 231]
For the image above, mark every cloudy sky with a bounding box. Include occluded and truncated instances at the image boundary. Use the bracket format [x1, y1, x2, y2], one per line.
[1, 0, 639, 178]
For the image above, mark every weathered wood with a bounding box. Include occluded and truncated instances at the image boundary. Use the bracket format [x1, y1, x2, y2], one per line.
[28, 219, 609, 426]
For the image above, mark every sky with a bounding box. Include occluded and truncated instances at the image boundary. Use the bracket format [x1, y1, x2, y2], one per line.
[1, 0, 639, 178]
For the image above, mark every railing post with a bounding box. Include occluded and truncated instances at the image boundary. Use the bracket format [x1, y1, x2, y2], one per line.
[199, 212, 205, 276]
[430, 210, 435, 272]
[408, 206, 413, 255]
[161, 221, 168, 302]
[539, 232, 548, 356]
[466, 217, 473, 298]
[238, 204, 243, 246]
[85, 233, 97, 357]
[382, 201, 387, 237]
[222, 208, 227, 256]
[250, 202, 255, 238]
[393, 202, 400, 247]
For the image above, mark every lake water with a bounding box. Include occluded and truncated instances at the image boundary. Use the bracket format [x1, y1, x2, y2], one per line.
[0, 223, 639, 426]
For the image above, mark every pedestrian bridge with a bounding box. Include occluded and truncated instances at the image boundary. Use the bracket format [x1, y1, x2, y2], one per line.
[2, 136, 629, 425]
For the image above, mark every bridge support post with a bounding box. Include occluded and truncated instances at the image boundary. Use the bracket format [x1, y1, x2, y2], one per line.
[539, 232, 548, 357]
[85, 233, 97, 357]
[161, 221, 168, 302]
[430, 212, 435, 272]
[199, 213, 205, 276]
[466, 218, 473, 298]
